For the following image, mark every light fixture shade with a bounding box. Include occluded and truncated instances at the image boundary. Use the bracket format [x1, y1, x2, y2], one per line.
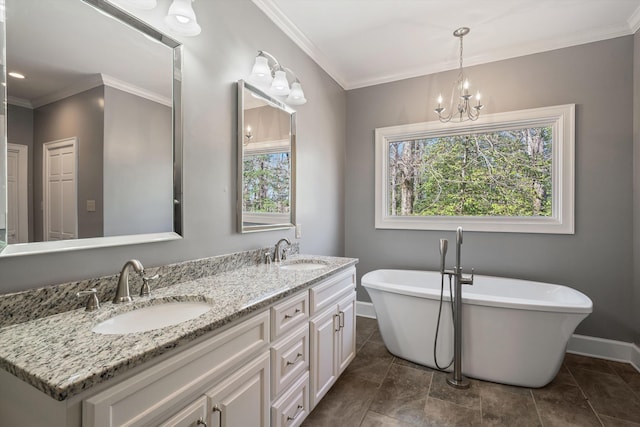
[248, 56, 273, 86]
[270, 70, 291, 96]
[286, 82, 307, 105]
[115, 0, 157, 9]
[165, 0, 201, 36]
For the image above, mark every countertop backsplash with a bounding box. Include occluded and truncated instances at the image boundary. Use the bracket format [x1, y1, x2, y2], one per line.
[0, 243, 299, 328]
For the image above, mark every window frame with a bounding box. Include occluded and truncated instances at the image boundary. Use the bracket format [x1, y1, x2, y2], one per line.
[374, 104, 575, 234]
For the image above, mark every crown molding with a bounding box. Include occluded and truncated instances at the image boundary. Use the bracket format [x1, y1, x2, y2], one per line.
[628, 4, 640, 33]
[101, 75, 172, 107]
[31, 74, 171, 109]
[7, 96, 33, 109]
[251, 0, 637, 91]
[251, 0, 347, 89]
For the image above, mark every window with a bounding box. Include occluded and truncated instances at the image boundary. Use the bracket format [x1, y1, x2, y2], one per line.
[242, 139, 291, 225]
[374, 104, 575, 234]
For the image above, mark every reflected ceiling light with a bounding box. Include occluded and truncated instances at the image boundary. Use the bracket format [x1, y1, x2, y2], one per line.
[165, 0, 201, 36]
[8, 71, 25, 79]
[434, 27, 483, 123]
[248, 51, 307, 106]
[114, 0, 157, 10]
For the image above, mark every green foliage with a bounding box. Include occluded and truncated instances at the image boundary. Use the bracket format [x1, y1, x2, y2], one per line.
[388, 127, 552, 217]
[243, 152, 290, 213]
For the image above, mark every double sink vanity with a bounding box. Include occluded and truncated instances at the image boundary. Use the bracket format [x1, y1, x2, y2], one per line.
[0, 250, 358, 427]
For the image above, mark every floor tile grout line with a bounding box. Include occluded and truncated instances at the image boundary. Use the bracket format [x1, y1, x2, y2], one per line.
[357, 353, 397, 427]
[529, 388, 545, 427]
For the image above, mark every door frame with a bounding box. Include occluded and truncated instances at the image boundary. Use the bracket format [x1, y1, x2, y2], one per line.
[43, 137, 78, 241]
[6, 143, 28, 243]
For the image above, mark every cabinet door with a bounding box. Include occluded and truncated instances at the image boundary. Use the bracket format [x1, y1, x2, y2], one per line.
[207, 352, 270, 427]
[159, 395, 208, 427]
[309, 305, 338, 408]
[337, 292, 356, 374]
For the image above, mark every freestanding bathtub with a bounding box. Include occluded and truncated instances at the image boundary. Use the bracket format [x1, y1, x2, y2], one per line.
[362, 269, 592, 388]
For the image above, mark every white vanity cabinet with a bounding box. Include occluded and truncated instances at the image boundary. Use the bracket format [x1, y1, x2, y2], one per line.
[0, 266, 357, 427]
[83, 312, 270, 427]
[309, 268, 356, 408]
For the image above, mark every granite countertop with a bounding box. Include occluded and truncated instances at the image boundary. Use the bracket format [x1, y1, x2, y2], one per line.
[0, 255, 357, 401]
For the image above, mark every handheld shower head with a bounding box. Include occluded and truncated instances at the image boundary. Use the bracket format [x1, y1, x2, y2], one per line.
[439, 239, 448, 274]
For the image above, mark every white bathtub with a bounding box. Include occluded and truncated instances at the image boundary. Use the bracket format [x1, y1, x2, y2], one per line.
[361, 269, 592, 388]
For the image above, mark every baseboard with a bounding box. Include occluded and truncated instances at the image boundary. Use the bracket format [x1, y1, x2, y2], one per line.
[568, 334, 640, 371]
[356, 301, 640, 371]
[356, 301, 376, 318]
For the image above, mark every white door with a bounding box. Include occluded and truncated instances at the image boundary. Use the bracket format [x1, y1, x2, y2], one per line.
[7, 144, 28, 244]
[43, 138, 78, 241]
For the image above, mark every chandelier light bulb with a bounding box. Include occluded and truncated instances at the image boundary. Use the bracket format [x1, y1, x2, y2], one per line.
[437, 95, 443, 105]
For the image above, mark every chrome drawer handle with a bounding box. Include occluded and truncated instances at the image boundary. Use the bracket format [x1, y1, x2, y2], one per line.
[286, 352, 303, 366]
[334, 313, 340, 332]
[339, 311, 345, 328]
[286, 404, 304, 422]
[196, 417, 207, 427]
[284, 308, 302, 319]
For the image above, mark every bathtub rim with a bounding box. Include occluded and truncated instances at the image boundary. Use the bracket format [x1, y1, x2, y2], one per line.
[361, 269, 593, 315]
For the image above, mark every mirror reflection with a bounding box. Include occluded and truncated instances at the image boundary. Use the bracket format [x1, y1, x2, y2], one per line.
[1, 0, 182, 252]
[238, 80, 296, 233]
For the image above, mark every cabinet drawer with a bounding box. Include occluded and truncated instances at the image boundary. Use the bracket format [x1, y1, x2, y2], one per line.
[271, 323, 309, 398]
[83, 311, 269, 427]
[271, 291, 309, 339]
[158, 395, 207, 427]
[309, 268, 355, 315]
[271, 371, 310, 427]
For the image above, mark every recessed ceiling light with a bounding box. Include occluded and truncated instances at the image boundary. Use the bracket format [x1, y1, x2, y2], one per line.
[8, 72, 26, 79]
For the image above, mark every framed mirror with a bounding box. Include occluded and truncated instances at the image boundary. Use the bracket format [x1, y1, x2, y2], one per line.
[237, 80, 296, 233]
[0, 0, 183, 256]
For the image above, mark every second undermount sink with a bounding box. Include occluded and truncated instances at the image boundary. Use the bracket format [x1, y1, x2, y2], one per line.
[92, 301, 212, 335]
[279, 259, 329, 271]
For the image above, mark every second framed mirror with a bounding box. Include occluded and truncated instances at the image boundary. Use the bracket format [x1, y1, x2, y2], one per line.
[237, 80, 296, 233]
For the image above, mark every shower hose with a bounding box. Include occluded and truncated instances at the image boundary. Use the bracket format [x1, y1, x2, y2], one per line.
[433, 273, 455, 371]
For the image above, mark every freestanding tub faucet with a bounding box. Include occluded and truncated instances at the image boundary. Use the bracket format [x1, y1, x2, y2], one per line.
[113, 259, 145, 304]
[440, 226, 474, 389]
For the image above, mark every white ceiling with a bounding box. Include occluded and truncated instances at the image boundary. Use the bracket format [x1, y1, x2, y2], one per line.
[252, 0, 640, 90]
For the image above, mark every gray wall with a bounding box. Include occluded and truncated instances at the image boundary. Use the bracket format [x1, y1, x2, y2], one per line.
[634, 30, 640, 347]
[346, 36, 635, 342]
[33, 86, 105, 241]
[103, 86, 173, 236]
[0, 1, 346, 293]
[7, 104, 34, 240]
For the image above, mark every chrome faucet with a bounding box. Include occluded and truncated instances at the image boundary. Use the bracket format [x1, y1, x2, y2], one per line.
[113, 259, 145, 304]
[273, 238, 292, 263]
[439, 226, 474, 389]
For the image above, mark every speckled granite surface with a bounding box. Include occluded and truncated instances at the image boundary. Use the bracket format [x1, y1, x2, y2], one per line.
[0, 244, 298, 328]
[0, 253, 357, 401]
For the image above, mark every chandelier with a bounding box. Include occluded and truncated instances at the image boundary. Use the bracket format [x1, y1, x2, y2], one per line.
[434, 27, 483, 123]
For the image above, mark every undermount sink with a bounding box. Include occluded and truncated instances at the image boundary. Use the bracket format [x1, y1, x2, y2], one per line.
[92, 301, 212, 335]
[279, 259, 329, 271]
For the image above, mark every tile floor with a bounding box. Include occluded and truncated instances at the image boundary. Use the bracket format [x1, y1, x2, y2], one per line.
[302, 317, 640, 427]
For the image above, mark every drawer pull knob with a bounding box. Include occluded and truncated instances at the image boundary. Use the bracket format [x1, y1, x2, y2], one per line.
[286, 404, 304, 421]
[196, 417, 207, 427]
[284, 308, 301, 319]
[286, 352, 303, 366]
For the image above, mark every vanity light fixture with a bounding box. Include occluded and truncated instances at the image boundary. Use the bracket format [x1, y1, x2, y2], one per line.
[165, 0, 201, 36]
[248, 51, 307, 106]
[434, 27, 483, 123]
[244, 125, 253, 145]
